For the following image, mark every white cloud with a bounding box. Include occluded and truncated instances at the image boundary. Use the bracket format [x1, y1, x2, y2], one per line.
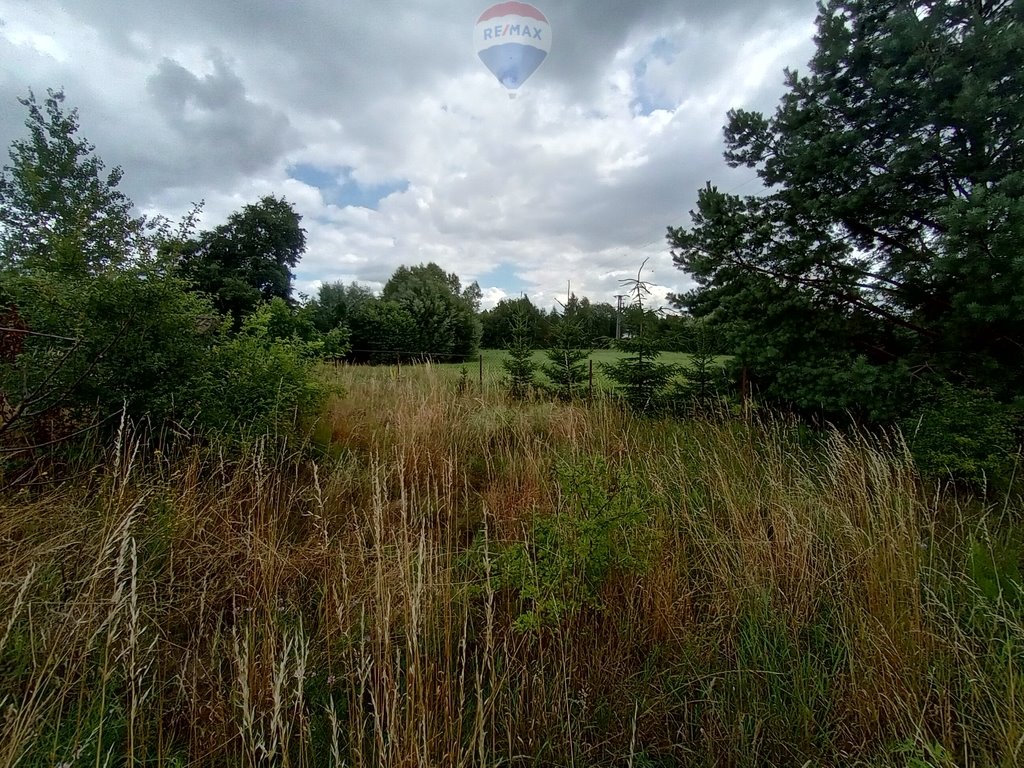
[0, 0, 819, 309]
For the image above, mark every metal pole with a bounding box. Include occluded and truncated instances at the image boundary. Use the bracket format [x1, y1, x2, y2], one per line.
[589, 359, 594, 400]
[479, 353, 484, 391]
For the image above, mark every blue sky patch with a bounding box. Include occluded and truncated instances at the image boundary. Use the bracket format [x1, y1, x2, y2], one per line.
[288, 163, 409, 210]
[479, 263, 530, 296]
[631, 36, 679, 116]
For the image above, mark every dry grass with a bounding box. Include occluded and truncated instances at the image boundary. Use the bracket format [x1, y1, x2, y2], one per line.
[0, 364, 1021, 766]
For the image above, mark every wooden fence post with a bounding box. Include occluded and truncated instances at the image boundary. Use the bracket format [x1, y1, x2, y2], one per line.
[479, 353, 484, 391]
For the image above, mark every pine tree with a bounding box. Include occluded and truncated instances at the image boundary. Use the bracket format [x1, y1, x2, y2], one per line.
[677, 319, 723, 414]
[603, 261, 676, 412]
[502, 306, 538, 400]
[669, 0, 1024, 423]
[542, 311, 589, 401]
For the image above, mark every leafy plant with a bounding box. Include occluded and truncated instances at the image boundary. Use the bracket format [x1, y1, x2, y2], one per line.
[489, 455, 656, 630]
[195, 304, 326, 438]
[179, 195, 306, 326]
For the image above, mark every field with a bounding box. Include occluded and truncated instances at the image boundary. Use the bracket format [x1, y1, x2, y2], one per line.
[1, 363, 1022, 766]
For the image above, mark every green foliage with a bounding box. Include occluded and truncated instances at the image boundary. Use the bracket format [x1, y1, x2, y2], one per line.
[669, 0, 1024, 424]
[250, 296, 351, 360]
[348, 298, 418, 363]
[501, 306, 539, 399]
[541, 310, 589, 400]
[0, 88, 147, 275]
[704, 598, 843, 764]
[562, 293, 618, 349]
[967, 529, 1024, 608]
[903, 383, 1018, 489]
[381, 263, 481, 361]
[461, 279, 483, 313]
[308, 280, 375, 333]
[480, 295, 551, 349]
[0, 90, 325, 446]
[603, 306, 677, 412]
[195, 304, 325, 438]
[603, 264, 677, 412]
[180, 195, 306, 325]
[890, 740, 956, 768]
[675, 319, 726, 412]
[455, 365, 473, 397]
[0, 90, 215, 433]
[1, 267, 217, 426]
[489, 456, 656, 630]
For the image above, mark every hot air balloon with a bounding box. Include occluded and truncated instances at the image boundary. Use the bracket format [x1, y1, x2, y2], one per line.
[474, 2, 551, 95]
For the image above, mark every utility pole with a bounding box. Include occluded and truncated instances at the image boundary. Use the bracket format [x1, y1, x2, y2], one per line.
[614, 294, 627, 340]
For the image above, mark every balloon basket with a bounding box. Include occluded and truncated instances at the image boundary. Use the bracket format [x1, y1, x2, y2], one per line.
[509, 93, 517, 100]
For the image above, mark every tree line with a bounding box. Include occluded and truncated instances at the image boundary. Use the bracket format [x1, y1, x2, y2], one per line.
[2, 0, 1020, 487]
[0, 89, 704, 455]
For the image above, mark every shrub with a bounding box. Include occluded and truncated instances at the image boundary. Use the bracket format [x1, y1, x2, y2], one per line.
[487, 456, 656, 630]
[194, 304, 326, 438]
[902, 382, 1019, 490]
[1, 268, 217, 431]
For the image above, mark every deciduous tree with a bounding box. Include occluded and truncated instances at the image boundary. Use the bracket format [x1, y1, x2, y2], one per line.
[0, 89, 147, 276]
[181, 196, 306, 324]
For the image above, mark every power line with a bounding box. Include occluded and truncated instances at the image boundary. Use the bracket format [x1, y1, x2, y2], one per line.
[0, 325, 80, 343]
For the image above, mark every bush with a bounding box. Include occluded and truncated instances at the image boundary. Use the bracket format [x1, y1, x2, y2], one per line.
[903, 382, 1019, 491]
[1, 268, 217, 430]
[194, 304, 326, 438]
[1, 271, 327, 449]
[486, 456, 656, 630]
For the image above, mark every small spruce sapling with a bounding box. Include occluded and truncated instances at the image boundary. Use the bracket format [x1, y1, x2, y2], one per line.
[603, 259, 677, 412]
[501, 306, 538, 400]
[677, 319, 724, 414]
[542, 309, 589, 401]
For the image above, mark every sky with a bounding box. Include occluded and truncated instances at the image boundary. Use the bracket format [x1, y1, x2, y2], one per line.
[0, 0, 819, 310]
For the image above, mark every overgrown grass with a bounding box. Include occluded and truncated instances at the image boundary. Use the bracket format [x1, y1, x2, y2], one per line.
[0, 364, 1021, 766]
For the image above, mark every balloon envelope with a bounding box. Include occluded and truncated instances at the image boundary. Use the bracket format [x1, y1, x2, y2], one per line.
[474, 2, 551, 90]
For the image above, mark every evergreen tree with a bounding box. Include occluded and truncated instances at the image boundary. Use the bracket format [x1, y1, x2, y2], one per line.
[501, 306, 539, 400]
[669, 0, 1024, 424]
[542, 310, 589, 401]
[382, 263, 481, 361]
[603, 261, 676, 412]
[676, 319, 724, 414]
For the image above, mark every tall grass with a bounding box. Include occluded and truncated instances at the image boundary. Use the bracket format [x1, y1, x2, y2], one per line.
[0, 364, 1020, 766]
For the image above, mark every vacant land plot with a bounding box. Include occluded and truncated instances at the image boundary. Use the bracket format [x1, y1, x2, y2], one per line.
[1, 364, 1020, 767]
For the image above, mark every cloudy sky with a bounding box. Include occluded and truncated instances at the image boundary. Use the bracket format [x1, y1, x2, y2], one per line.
[0, 0, 818, 310]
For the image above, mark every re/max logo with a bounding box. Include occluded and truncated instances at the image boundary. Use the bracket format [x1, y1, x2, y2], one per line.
[482, 24, 543, 41]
